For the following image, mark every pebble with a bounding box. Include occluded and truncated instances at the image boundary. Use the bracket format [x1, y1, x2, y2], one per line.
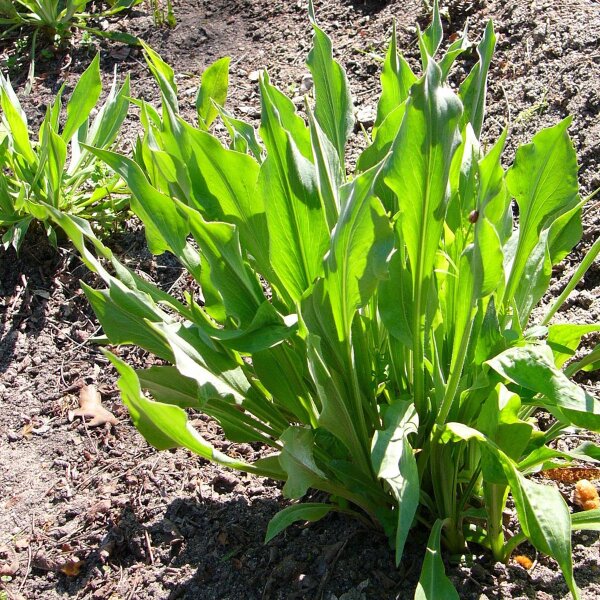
[212, 472, 238, 493]
[248, 70, 261, 82]
[356, 105, 376, 128]
[7, 431, 20, 442]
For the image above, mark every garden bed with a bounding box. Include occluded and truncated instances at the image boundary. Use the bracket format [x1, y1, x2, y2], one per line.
[0, 0, 599, 598]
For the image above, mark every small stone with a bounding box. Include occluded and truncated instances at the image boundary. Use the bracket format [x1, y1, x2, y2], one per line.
[212, 472, 238, 493]
[299, 73, 313, 94]
[248, 70, 261, 82]
[7, 431, 20, 442]
[356, 105, 376, 128]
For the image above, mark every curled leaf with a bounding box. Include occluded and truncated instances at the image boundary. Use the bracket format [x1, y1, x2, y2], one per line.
[69, 385, 118, 427]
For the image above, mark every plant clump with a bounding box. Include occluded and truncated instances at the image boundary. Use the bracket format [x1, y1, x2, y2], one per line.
[44, 1, 600, 597]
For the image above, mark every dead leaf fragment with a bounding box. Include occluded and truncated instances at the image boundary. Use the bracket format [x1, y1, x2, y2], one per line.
[574, 479, 600, 511]
[69, 385, 118, 427]
[0, 545, 19, 576]
[543, 467, 600, 482]
[60, 557, 84, 577]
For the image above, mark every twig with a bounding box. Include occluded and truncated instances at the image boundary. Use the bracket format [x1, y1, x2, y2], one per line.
[18, 514, 35, 592]
[144, 529, 154, 565]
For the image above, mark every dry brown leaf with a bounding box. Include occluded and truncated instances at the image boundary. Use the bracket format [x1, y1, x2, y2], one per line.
[574, 479, 600, 511]
[0, 545, 19, 576]
[542, 467, 600, 483]
[514, 555, 533, 570]
[60, 557, 84, 577]
[69, 385, 118, 427]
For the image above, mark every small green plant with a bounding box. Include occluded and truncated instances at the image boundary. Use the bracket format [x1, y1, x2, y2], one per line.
[0, 54, 131, 250]
[52, 2, 600, 596]
[146, 0, 175, 27]
[0, 1, 140, 85]
[0, 0, 141, 39]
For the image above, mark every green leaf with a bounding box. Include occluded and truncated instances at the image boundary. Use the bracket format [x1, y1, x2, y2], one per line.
[177, 201, 264, 327]
[374, 20, 416, 132]
[459, 20, 496, 138]
[506, 471, 579, 600]
[62, 53, 102, 142]
[265, 503, 333, 543]
[547, 324, 600, 369]
[419, 0, 443, 65]
[324, 164, 394, 341]
[307, 0, 353, 164]
[279, 426, 327, 499]
[571, 509, 600, 532]
[307, 106, 342, 231]
[137, 365, 200, 408]
[486, 344, 600, 431]
[504, 119, 579, 303]
[83, 146, 201, 277]
[0, 73, 36, 164]
[107, 350, 255, 471]
[371, 401, 419, 564]
[258, 82, 329, 302]
[196, 56, 230, 128]
[414, 519, 459, 600]
[384, 60, 462, 293]
[142, 42, 179, 114]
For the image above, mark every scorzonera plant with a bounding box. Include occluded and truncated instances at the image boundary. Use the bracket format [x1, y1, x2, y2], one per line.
[0, 54, 130, 250]
[50, 2, 600, 596]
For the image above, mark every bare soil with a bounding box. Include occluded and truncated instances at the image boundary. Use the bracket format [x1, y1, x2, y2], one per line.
[1, 1, 599, 599]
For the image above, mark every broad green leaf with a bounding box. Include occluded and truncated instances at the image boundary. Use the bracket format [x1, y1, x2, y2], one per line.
[107, 351, 276, 476]
[324, 164, 394, 341]
[547, 324, 600, 369]
[414, 519, 459, 600]
[374, 21, 416, 132]
[177, 201, 264, 327]
[384, 59, 462, 295]
[151, 321, 251, 404]
[418, 0, 443, 65]
[307, 106, 342, 231]
[307, 0, 353, 164]
[62, 53, 102, 142]
[506, 470, 579, 600]
[306, 333, 371, 474]
[459, 20, 496, 138]
[504, 119, 579, 303]
[174, 120, 271, 274]
[253, 343, 317, 425]
[571, 509, 600, 532]
[137, 365, 199, 408]
[81, 281, 174, 361]
[219, 106, 263, 161]
[86, 72, 131, 153]
[486, 344, 600, 431]
[206, 302, 299, 354]
[279, 426, 327, 499]
[357, 103, 406, 174]
[142, 42, 179, 114]
[83, 146, 201, 278]
[378, 245, 413, 347]
[371, 401, 419, 564]
[196, 56, 230, 128]
[257, 86, 329, 302]
[265, 503, 333, 543]
[0, 74, 35, 164]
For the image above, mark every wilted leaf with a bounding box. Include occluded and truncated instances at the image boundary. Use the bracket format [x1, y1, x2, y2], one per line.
[69, 385, 118, 427]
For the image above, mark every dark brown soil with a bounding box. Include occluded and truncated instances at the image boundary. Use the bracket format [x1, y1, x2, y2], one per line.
[1, 1, 599, 599]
